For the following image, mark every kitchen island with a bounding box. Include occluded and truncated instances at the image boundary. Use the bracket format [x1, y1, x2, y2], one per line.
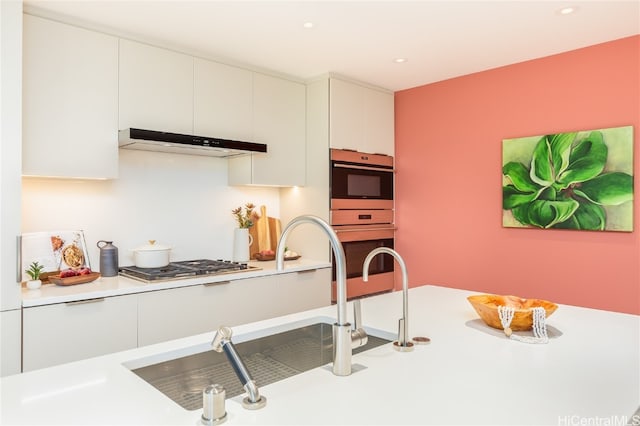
[2, 285, 638, 425]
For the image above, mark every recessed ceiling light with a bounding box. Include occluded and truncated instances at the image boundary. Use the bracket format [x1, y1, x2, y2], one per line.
[303, 22, 314, 29]
[394, 58, 408, 64]
[558, 6, 577, 15]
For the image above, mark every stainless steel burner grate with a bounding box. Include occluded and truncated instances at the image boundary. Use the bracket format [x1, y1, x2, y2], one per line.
[119, 259, 260, 282]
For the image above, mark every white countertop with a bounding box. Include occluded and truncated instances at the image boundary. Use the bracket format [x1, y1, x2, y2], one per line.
[3, 285, 639, 425]
[21, 258, 331, 307]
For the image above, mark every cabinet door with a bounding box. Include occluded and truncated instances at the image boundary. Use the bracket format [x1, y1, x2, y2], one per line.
[1, 310, 21, 376]
[119, 39, 193, 134]
[22, 295, 137, 372]
[194, 58, 253, 142]
[221, 269, 331, 324]
[329, 78, 363, 151]
[329, 78, 395, 156]
[259, 268, 331, 318]
[363, 88, 395, 156]
[22, 15, 119, 179]
[137, 282, 240, 347]
[138, 270, 331, 346]
[229, 73, 306, 186]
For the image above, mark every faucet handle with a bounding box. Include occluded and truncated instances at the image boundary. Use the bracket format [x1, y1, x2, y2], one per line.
[211, 326, 233, 352]
[353, 299, 363, 330]
[351, 299, 368, 348]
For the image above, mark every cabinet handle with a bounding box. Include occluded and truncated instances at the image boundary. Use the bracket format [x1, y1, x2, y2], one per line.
[65, 297, 105, 306]
[297, 269, 317, 274]
[16, 235, 22, 283]
[333, 163, 394, 173]
[204, 281, 231, 287]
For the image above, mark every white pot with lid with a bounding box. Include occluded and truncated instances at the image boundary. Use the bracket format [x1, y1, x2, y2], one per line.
[132, 240, 171, 268]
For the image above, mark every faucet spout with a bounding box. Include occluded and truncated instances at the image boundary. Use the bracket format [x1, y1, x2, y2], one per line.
[276, 215, 348, 324]
[276, 215, 366, 375]
[362, 247, 414, 352]
[211, 326, 267, 409]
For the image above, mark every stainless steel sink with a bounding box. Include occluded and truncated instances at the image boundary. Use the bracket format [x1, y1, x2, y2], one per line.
[126, 318, 393, 411]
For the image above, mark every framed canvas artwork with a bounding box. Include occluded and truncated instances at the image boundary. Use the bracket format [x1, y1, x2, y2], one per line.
[502, 125, 633, 232]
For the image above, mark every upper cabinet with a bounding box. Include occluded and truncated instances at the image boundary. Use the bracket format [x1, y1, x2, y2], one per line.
[120, 41, 305, 186]
[119, 39, 193, 134]
[329, 77, 394, 156]
[228, 73, 306, 186]
[23, 18, 305, 185]
[22, 15, 119, 179]
[193, 58, 253, 142]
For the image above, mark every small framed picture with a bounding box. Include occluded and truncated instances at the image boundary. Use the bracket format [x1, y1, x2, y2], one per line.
[21, 230, 91, 282]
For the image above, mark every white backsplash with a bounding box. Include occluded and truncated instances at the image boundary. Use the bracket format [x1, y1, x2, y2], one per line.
[21, 149, 280, 270]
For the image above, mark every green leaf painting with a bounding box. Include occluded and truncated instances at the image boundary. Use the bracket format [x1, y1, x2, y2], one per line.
[502, 126, 634, 232]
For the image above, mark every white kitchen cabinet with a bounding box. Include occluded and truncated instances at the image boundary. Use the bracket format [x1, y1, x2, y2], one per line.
[228, 73, 306, 186]
[22, 295, 137, 372]
[2, 2, 22, 377]
[193, 58, 253, 142]
[329, 77, 395, 156]
[138, 283, 231, 347]
[22, 14, 119, 179]
[1, 310, 21, 376]
[119, 39, 193, 134]
[138, 268, 330, 346]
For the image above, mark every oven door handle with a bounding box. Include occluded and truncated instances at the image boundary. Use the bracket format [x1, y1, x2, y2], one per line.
[333, 227, 396, 233]
[333, 163, 394, 173]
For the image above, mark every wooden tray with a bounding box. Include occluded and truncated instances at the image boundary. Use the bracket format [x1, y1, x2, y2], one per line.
[48, 272, 100, 286]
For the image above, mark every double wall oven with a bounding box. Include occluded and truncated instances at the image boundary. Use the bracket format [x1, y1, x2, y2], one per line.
[330, 148, 396, 301]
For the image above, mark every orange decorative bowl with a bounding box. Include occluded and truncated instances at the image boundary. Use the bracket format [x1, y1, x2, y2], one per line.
[467, 294, 558, 331]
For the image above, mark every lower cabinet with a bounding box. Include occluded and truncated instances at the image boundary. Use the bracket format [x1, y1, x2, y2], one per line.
[22, 268, 331, 370]
[1, 310, 21, 377]
[138, 268, 330, 346]
[22, 295, 138, 372]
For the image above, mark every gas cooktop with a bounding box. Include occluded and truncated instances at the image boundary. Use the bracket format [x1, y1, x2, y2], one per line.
[119, 259, 260, 283]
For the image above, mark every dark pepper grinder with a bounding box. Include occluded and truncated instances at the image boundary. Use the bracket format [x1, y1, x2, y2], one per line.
[97, 240, 119, 277]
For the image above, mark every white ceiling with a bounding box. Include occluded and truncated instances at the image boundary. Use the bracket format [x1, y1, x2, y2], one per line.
[24, 0, 640, 92]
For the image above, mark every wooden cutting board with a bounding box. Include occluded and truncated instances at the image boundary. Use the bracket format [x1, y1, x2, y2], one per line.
[269, 217, 282, 251]
[248, 215, 282, 259]
[249, 223, 260, 259]
[255, 206, 271, 252]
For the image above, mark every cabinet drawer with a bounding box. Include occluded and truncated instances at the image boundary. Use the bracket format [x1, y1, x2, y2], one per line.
[138, 270, 332, 346]
[22, 295, 137, 372]
[137, 283, 236, 347]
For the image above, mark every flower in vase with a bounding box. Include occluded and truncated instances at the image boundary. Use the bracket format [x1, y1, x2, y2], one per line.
[232, 203, 259, 228]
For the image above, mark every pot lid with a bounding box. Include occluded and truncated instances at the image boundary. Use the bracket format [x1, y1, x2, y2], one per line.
[134, 240, 171, 251]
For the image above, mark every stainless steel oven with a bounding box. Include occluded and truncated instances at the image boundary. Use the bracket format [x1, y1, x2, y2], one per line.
[330, 149, 395, 301]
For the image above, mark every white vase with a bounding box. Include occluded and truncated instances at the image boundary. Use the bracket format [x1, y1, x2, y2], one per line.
[26, 279, 42, 290]
[232, 228, 254, 262]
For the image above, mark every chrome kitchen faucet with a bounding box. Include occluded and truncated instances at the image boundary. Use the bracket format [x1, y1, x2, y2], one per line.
[363, 247, 414, 352]
[276, 215, 368, 376]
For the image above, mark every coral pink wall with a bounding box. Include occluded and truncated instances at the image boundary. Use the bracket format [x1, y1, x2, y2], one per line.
[395, 36, 639, 314]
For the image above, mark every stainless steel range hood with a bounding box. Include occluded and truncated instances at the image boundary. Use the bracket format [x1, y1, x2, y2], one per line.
[118, 128, 267, 158]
